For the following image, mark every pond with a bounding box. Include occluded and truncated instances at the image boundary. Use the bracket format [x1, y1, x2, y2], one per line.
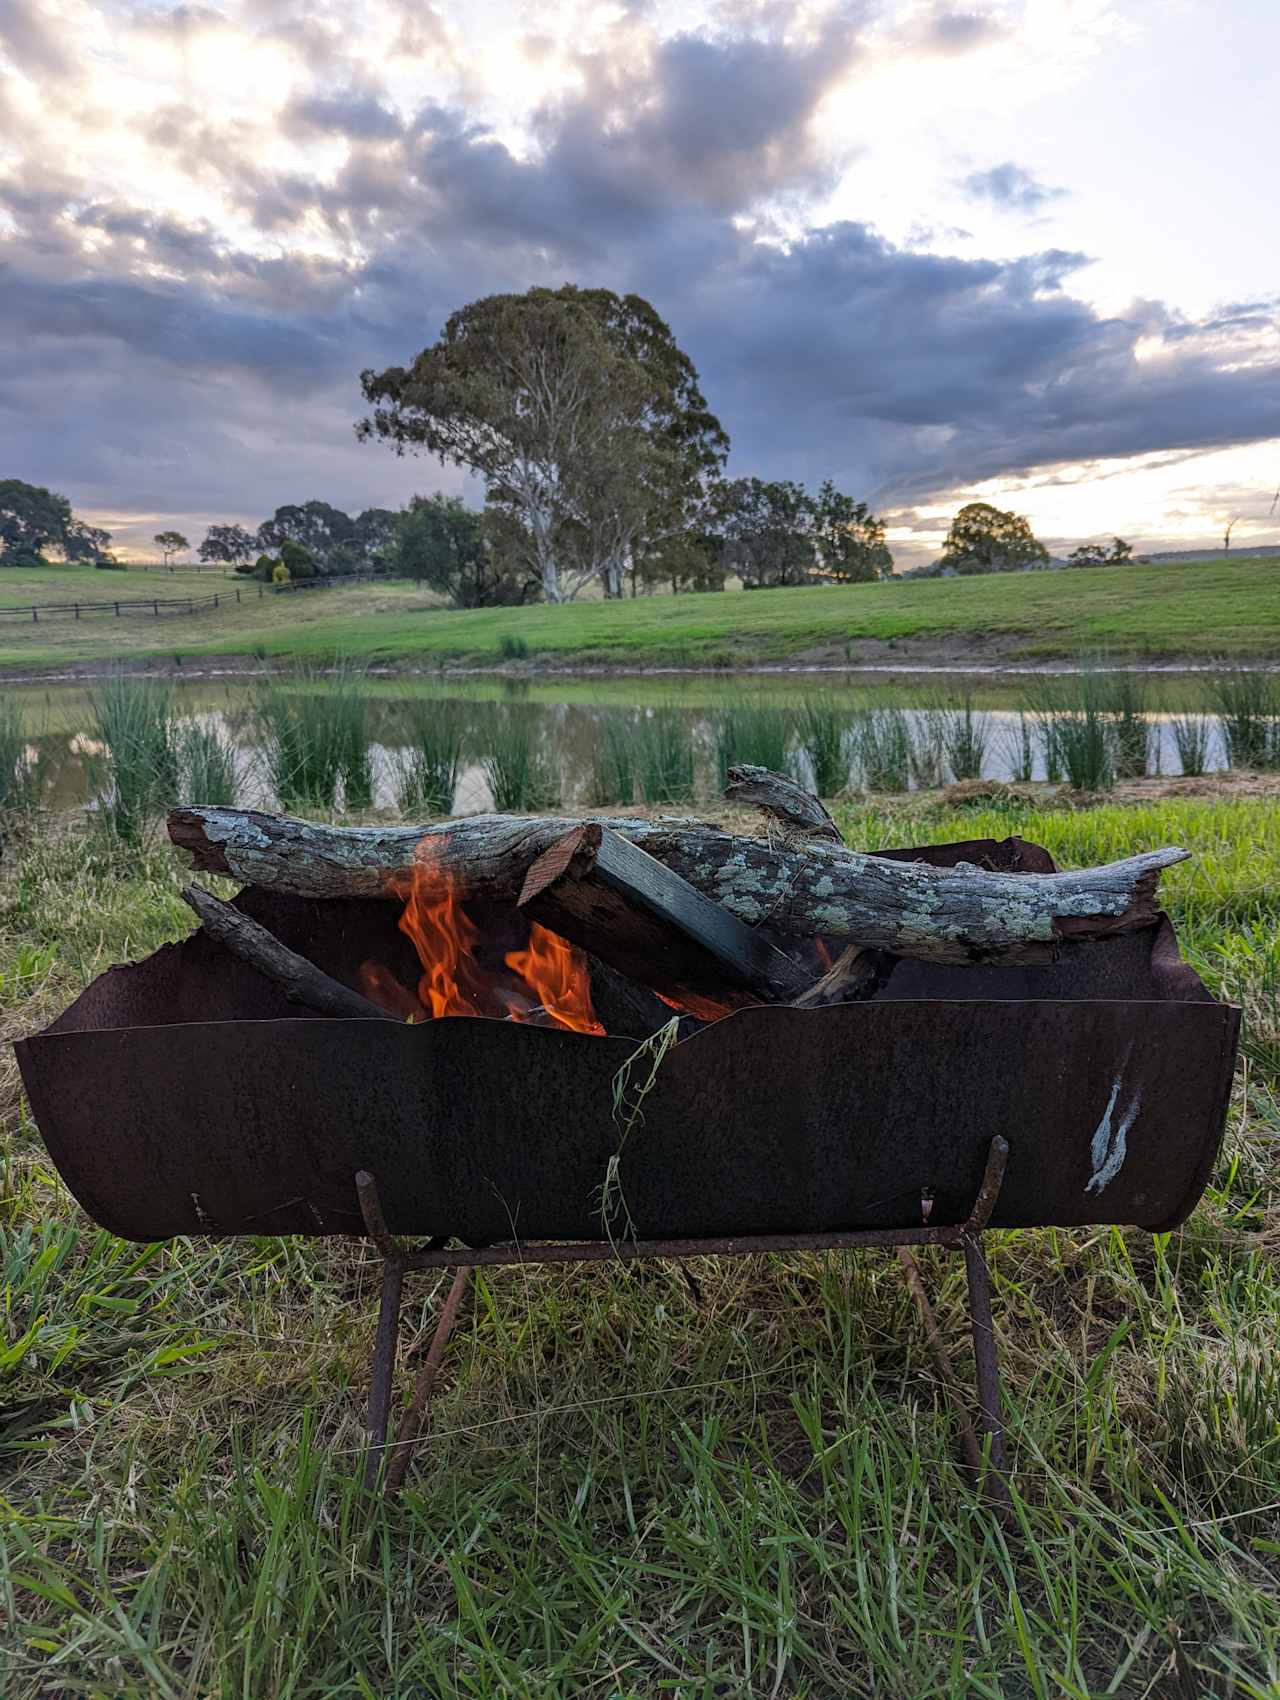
[7, 670, 1235, 817]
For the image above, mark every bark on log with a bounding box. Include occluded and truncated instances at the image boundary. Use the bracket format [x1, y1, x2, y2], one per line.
[180, 884, 392, 1022]
[169, 807, 1189, 967]
[724, 764, 843, 843]
[519, 824, 810, 1014]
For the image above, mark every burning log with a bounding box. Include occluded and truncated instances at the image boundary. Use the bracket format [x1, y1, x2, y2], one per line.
[169, 807, 1189, 968]
[518, 823, 810, 1015]
[179, 884, 392, 1023]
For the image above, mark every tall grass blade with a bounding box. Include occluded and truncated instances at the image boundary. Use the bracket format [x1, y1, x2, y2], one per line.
[1170, 713, 1213, 777]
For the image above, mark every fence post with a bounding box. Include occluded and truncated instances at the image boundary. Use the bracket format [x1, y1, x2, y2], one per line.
[153, 600, 159, 614]
[74, 604, 80, 619]
[32, 607, 37, 623]
[115, 602, 120, 615]
[214, 594, 219, 609]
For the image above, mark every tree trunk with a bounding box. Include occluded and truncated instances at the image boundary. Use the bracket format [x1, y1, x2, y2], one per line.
[169, 807, 1188, 968]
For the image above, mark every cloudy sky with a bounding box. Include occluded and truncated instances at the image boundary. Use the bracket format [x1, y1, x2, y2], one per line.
[2, 0, 1278, 566]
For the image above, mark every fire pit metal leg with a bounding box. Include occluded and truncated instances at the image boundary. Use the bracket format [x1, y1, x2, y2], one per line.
[362, 1257, 404, 1491]
[963, 1231, 1011, 1512]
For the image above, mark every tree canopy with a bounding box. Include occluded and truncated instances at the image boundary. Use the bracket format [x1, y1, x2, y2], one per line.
[199, 523, 255, 564]
[939, 503, 1048, 574]
[153, 530, 189, 565]
[0, 479, 111, 563]
[1068, 537, 1133, 567]
[358, 285, 728, 603]
[714, 477, 893, 588]
[393, 493, 535, 608]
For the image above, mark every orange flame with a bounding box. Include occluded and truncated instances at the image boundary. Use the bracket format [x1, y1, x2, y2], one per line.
[361, 836, 603, 1035]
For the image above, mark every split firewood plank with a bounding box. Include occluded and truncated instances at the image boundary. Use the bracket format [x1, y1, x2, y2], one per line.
[169, 807, 1189, 967]
[518, 823, 810, 1014]
[180, 884, 393, 1022]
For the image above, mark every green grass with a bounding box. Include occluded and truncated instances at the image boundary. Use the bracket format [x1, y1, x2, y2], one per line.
[3, 556, 1280, 673]
[2, 793, 1279, 1694]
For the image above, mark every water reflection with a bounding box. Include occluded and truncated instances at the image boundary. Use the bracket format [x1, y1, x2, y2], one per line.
[11, 675, 1229, 816]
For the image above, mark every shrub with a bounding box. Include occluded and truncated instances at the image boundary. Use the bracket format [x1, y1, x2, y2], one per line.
[94, 558, 127, 571]
[498, 633, 530, 661]
[279, 539, 318, 580]
[272, 562, 290, 586]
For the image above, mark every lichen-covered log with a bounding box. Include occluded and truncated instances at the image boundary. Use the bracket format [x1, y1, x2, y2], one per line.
[168, 806, 1189, 967]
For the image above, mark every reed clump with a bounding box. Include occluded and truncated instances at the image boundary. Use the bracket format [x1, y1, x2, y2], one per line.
[634, 707, 694, 804]
[1022, 673, 1114, 792]
[1208, 668, 1280, 770]
[857, 708, 911, 793]
[481, 705, 558, 811]
[177, 720, 238, 807]
[392, 698, 467, 816]
[88, 674, 179, 841]
[0, 700, 41, 817]
[713, 702, 793, 788]
[252, 665, 372, 810]
[589, 714, 638, 806]
[1169, 712, 1213, 777]
[797, 699, 854, 797]
[940, 694, 992, 782]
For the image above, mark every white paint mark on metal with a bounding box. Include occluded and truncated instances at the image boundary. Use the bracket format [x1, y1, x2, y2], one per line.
[1087, 1068, 1142, 1194]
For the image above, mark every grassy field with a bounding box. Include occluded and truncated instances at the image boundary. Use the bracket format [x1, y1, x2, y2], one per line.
[2, 554, 1279, 673]
[2, 787, 1279, 1695]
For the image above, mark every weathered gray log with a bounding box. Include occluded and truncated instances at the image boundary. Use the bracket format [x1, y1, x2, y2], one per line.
[726, 765, 893, 1003]
[168, 807, 1189, 967]
[724, 764, 843, 843]
[180, 883, 392, 1022]
[519, 824, 810, 1014]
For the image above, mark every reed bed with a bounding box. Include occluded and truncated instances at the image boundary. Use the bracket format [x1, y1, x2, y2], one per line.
[940, 695, 992, 781]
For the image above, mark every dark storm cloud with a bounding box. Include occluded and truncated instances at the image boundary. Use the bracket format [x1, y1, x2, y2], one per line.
[1, 2, 1278, 544]
[959, 161, 1068, 214]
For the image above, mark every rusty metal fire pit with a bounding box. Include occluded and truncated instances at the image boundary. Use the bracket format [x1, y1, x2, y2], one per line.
[14, 836, 1240, 1502]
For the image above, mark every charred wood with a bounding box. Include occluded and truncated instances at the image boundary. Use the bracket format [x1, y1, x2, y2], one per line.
[519, 824, 810, 1013]
[180, 884, 392, 1022]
